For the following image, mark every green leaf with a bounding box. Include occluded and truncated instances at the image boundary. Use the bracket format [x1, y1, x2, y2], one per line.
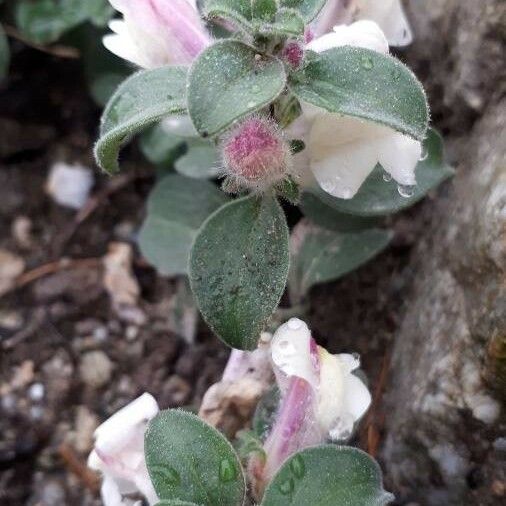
[290, 46, 429, 141]
[139, 124, 186, 167]
[306, 129, 454, 217]
[262, 8, 305, 36]
[95, 66, 187, 174]
[252, 0, 277, 21]
[202, 0, 253, 31]
[299, 192, 379, 232]
[189, 194, 289, 350]
[261, 445, 393, 506]
[15, 0, 113, 44]
[275, 177, 300, 205]
[145, 410, 246, 506]
[175, 140, 222, 179]
[279, 0, 327, 22]
[288, 222, 392, 303]
[0, 25, 9, 80]
[188, 40, 286, 137]
[139, 175, 229, 276]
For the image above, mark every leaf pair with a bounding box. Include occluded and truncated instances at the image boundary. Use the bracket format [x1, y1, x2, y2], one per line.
[146, 409, 392, 506]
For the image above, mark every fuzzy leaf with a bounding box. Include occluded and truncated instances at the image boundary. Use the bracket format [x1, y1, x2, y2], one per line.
[202, 0, 253, 31]
[252, 0, 277, 21]
[95, 66, 187, 174]
[263, 8, 305, 36]
[188, 40, 286, 137]
[279, 0, 327, 22]
[139, 175, 229, 276]
[289, 222, 392, 303]
[139, 124, 186, 167]
[189, 194, 289, 350]
[175, 140, 222, 179]
[145, 410, 246, 506]
[290, 46, 429, 141]
[261, 445, 393, 506]
[306, 129, 454, 216]
[299, 193, 379, 232]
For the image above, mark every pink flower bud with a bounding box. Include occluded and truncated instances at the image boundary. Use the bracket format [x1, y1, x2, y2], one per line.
[222, 117, 291, 191]
[104, 0, 211, 68]
[281, 42, 305, 69]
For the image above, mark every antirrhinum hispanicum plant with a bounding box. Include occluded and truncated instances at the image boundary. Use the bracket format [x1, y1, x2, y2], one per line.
[88, 1, 455, 505]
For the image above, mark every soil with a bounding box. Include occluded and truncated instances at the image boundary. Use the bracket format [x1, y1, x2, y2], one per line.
[0, 41, 452, 505]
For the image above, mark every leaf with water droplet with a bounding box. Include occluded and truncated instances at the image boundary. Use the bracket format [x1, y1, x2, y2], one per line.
[189, 194, 289, 350]
[187, 39, 286, 137]
[288, 220, 392, 304]
[305, 129, 454, 216]
[261, 446, 394, 505]
[95, 66, 188, 174]
[145, 410, 246, 505]
[278, 0, 327, 22]
[289, 46, 429, 142]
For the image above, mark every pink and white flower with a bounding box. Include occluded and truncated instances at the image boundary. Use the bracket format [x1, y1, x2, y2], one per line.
[314, 0, 413, 47]
[250, 318, 371, 496]
[103, 0, 211, 68]
[289, 20, 422, 199]
[88, 393, 159, 506]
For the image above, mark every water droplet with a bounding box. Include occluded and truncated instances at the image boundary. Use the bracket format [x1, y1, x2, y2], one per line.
[397, 184, 415, 198]
[151, 465, 180, 487]
[382, 173, 392, 182]
[289, 454, 305, 479]
[287, 318, 302, 331]
[278, 477, 295, 495]
[360, 55, 374, 70]
[419, 145, 428, 161]
[247, 101, 256, 108]
[252, 84, 260, 93]
[219, 458, 237, 483]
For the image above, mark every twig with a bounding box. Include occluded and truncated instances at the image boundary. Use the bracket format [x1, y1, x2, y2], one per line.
[3, 24, 80, 59]
[58, 443, 100, 493]
[362, 352, 391, 458]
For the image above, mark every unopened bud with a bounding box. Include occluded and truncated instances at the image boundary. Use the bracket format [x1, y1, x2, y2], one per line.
[281, 42, 304, 69]
[222, 117, 291, 191]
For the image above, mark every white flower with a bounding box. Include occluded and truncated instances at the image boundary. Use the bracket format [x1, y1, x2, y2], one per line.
[250, 318, 371, 496]
[103, 0, 211, 68]
[314, 0, 413, 47]
[88, 393, 159, 506]
[289, 21, 422, 200]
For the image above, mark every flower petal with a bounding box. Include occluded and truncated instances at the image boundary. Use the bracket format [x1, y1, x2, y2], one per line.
[378, 130, 421, 186]
[341, 372, 372, 421]
[307, 20, 389, 54]
[271, 318, 318, 388]
[94, 393, 158, 454]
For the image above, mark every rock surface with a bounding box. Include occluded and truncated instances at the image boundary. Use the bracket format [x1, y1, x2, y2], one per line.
[381, 1, 506, 504]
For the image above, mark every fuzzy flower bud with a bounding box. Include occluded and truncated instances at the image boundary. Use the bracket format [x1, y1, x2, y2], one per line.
[281, 42, 305, 69]
[222, 117, 291, 191]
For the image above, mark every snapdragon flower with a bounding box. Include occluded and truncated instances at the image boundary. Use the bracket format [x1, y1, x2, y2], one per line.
[250, 318, 371, 496]
[88, 393, 159, 506]
[103, 0, 211, 68]
[289, 20, 423, 199]
[314, 0, 413, 47]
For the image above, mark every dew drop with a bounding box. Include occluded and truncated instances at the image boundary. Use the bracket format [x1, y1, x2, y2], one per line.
[151, 465, 180, 487]
[382, 173, 392, 182]
[287, 318, 302, 330]
[219, 458, 237, 483]
[247, 101, 257, 108]
[360, 55, 374, 70]
[397, 184, 415, 198]
[278, 477, 295, 495]
[289, 454, 306, 479]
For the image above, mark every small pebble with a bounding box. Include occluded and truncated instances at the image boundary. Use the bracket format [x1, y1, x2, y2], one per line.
[79, 351, 113, 389]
